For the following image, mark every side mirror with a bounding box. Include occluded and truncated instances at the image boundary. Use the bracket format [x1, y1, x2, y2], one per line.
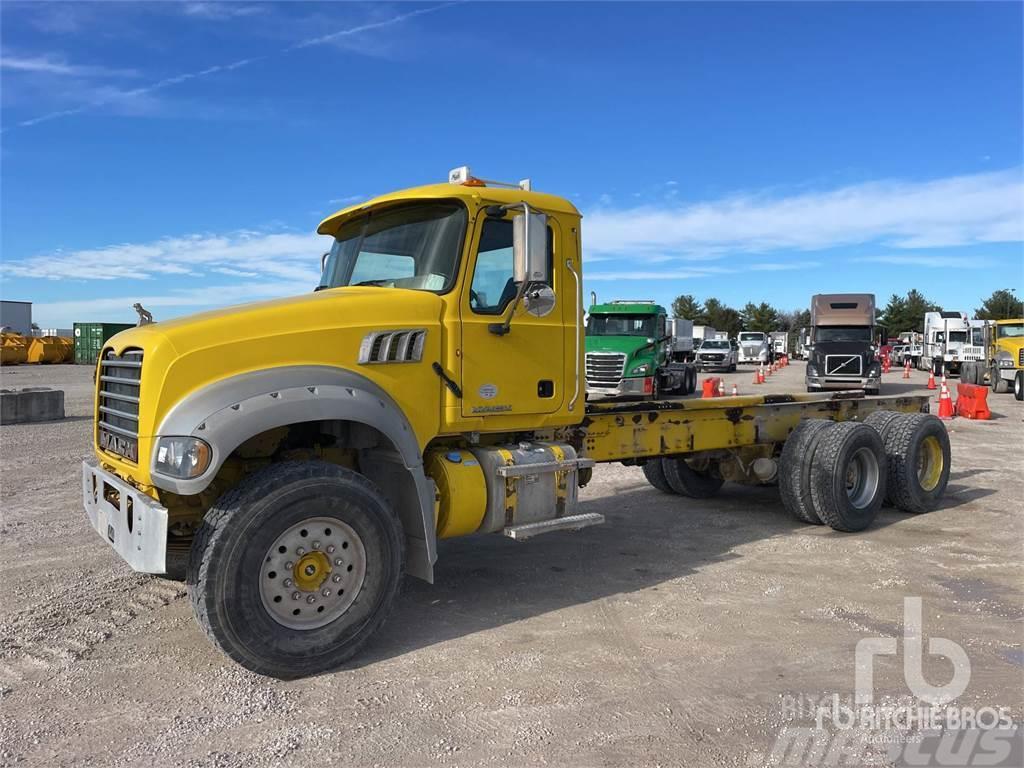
[513, 212, 549, 284]
[320, 252, 329, 273]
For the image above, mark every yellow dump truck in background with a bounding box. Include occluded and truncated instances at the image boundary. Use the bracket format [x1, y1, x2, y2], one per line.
[960, 318, 1024, 400]
[83, 168, 952, 677]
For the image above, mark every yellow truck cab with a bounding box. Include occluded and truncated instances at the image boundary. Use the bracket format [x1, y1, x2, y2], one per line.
[84, 168, 952, 677]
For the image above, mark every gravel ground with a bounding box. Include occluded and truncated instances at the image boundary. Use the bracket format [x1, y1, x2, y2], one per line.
[1, 361, 1021, 767]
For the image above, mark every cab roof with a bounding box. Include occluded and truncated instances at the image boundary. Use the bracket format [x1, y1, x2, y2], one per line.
[317, 183, 581, 237]
[589, 302, 667, 315]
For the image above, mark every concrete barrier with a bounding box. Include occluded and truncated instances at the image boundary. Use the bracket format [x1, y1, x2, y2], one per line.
[0, 387, 66, 424]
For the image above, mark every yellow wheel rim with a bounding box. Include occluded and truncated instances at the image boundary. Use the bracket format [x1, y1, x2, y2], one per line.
[917, 435, 943, 491]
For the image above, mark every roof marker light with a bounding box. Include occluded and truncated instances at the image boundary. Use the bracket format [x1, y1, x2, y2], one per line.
[447, 166, 532, 191]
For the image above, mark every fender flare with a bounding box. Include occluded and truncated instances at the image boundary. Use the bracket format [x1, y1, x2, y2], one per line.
[154, 365, 436, 581]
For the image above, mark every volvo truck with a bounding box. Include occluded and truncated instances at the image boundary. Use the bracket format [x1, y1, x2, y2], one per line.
[82, 169, 949, 678]
[805, 293, 882, 394]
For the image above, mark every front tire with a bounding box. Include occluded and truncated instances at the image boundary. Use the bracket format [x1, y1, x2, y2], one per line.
[188, 461, 404, 679]
[1015, 370, 1023, 401]
[991, 366, 1010, 394]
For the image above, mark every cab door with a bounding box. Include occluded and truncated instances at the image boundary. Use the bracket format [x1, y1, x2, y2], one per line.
[459, 211, 564, 418]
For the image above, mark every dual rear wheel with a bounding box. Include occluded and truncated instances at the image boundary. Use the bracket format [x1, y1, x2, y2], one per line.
[779, 412, 950, 530]
[641, 411, 951, 533]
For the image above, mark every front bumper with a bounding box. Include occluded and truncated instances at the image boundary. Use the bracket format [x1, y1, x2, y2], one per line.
[806, 375, 881, 391]
[586, 376, 653, 398]
[82, 459, 168, 573]
[696, 358, 730, 371]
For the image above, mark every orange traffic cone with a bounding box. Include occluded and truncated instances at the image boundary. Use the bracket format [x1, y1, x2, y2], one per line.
[937, 381, 954, 420]
[752, 369, 762, 385]
[926, 370, 936, 390]
[903, 360, 911, 379]
[731, 383, 738, 396]
[718, 379, 726, 397]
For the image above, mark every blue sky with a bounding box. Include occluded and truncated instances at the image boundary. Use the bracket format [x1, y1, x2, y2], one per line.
[2, 1, 1022, 328]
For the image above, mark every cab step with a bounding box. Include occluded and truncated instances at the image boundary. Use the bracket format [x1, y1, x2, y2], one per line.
[503, 512, 605, 541]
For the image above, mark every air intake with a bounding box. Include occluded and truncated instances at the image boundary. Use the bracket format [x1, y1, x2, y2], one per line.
[358, 329, 426, 364]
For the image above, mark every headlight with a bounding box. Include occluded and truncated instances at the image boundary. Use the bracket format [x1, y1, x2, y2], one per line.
[631, 364, 650, 375]
[154, 436, 212, 479]
[997, 356, 1014, 368]
[807, 364, 819, 376]
[868, 363, 881, 377]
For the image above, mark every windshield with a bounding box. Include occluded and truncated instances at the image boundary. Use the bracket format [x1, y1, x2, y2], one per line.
[319, 202, 466, 292]
[587, 314, 657, 337]
[948, 331, 968, 344]
[700, 340, 730, 350]
[815, 326, 872, 343]
[997, 323, 1024, 339]
[738, 333, 764, 342]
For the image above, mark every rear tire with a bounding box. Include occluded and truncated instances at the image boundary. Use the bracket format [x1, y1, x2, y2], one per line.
[778, 419, 832, 524]
[878, 414, 951, 514]
[1015, 370, 1023, 401]
[662, 457, 724, 498]
[642, 459, 675, 494]
[809, 422, 887, 532]
[188, 461, 404, 679]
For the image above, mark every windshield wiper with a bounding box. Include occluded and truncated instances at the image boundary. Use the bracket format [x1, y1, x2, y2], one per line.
[353, 279, 392, 287]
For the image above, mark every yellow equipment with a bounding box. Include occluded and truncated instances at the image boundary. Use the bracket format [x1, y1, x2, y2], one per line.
[26, 336, 66, 364]
[0, 333, 28, 365]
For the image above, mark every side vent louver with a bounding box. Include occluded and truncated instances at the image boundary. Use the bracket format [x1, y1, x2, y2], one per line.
[358, 329, 427, 364]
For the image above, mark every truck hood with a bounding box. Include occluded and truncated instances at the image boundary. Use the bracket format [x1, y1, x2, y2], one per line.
[104, 286, 445, 434]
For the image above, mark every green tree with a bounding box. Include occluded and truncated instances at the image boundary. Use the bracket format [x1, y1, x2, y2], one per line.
[741, 302, 780, 333]
[877, 293, 908, 333]
[671, 294, 706, 322]
[703, 298, 740, 337]
[877, 290, 939, 334]
[975, 289, 1023, 320]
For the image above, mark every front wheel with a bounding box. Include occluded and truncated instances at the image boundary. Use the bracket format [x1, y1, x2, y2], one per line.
[188, 461, 404, 678]
[1015, 370, 1023, 401]
[991, 366, 1010, 394]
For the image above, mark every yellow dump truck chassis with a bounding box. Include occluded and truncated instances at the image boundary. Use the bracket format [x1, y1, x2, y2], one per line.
[84, 388, 946, 678]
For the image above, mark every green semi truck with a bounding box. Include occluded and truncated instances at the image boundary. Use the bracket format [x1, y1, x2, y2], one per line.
[585, 300, 698, 399]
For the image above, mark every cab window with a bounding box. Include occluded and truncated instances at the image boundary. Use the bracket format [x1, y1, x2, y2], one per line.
[469, 218, 552, 315]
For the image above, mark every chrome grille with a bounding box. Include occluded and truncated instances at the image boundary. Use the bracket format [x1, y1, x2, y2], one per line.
[585, 352, 626, 387]
[824, 354, 862, 376]
[1019, 348, 1023, 367]
[97, 348, 142, 462]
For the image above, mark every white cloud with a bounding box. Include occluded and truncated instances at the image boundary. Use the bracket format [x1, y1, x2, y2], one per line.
[2, 230, 324, 283]
[584, 169, 1024, 258]
[860, 254, 994, 268]
[181, 3, 264, 20]
[0, 54, 137, 78]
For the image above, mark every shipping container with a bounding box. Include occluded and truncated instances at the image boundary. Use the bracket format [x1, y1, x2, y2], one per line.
[73, 323, 134, 365]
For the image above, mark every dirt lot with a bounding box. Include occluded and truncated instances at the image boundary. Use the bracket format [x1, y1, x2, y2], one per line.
[1, 361, 1021, 767]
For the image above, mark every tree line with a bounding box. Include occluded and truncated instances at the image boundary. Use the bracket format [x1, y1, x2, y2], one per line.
[670, 289, 1022, 338]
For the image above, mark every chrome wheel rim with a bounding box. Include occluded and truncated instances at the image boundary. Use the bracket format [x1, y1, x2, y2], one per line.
[259, 516, 367, 630]
[845, 447, 880, 509]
